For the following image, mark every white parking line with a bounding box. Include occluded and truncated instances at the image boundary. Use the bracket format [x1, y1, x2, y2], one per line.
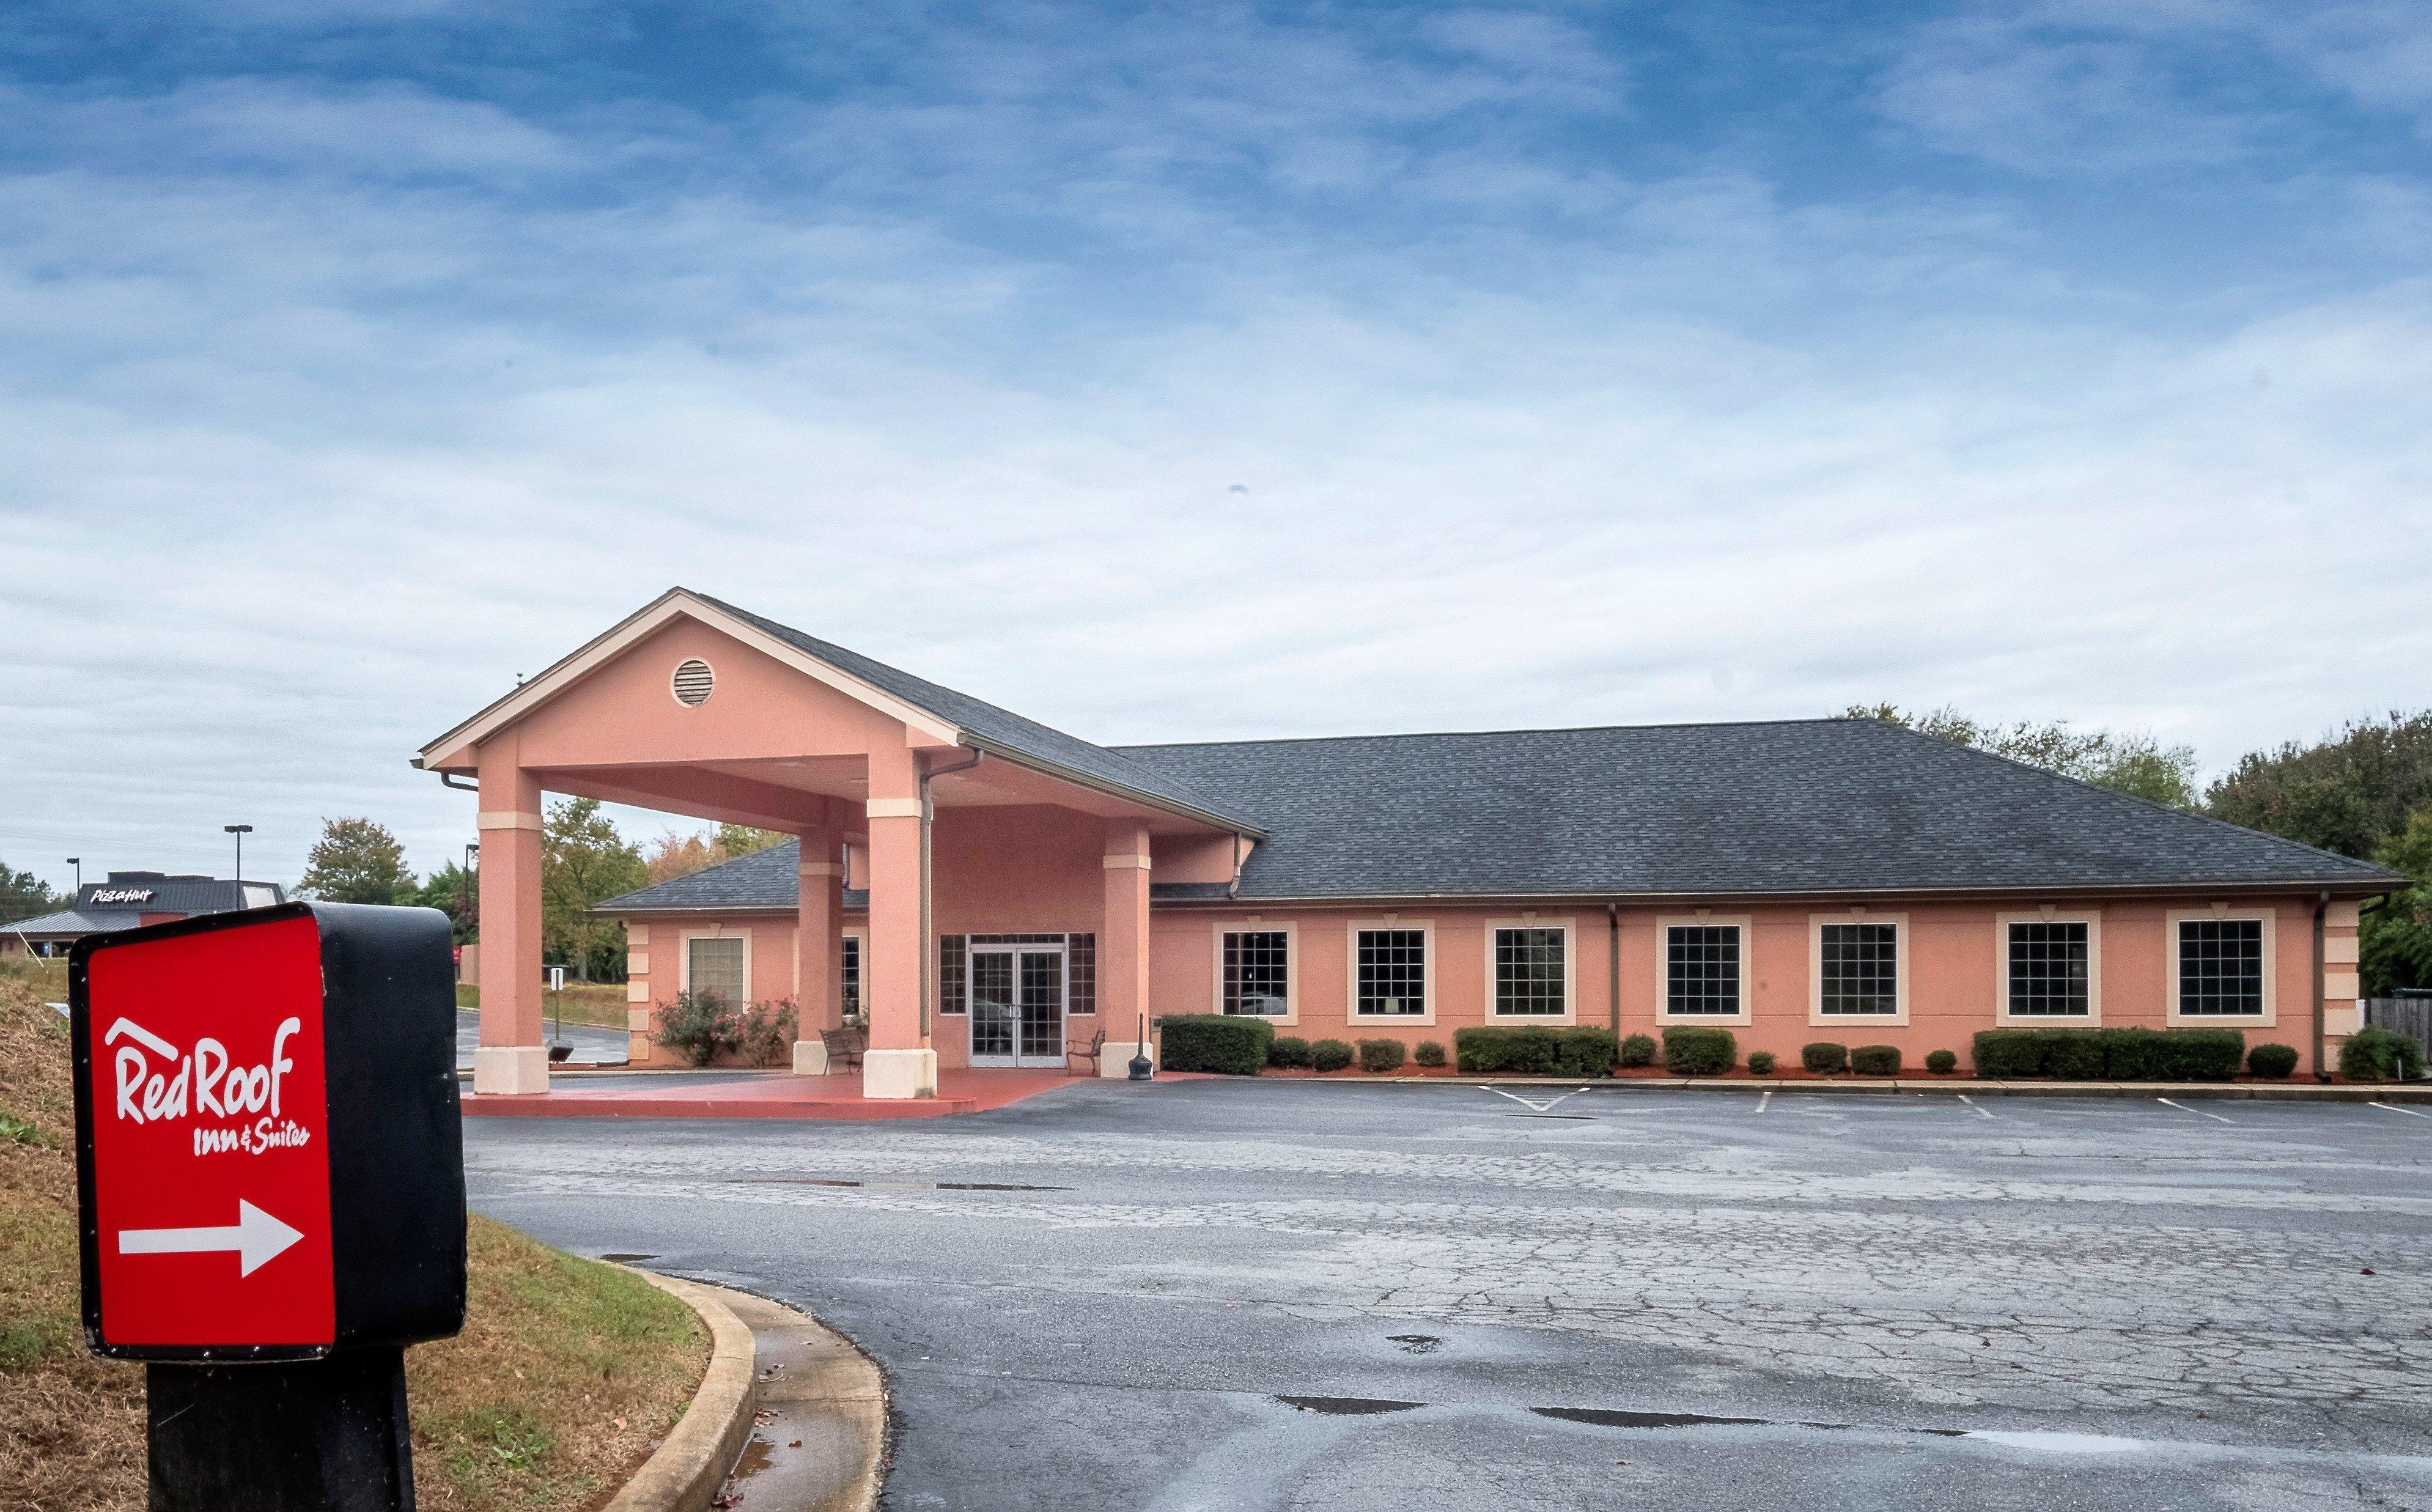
[2368, 1101, 2432, 1121]
[1756, 1089, 1772, 1114]
[2157, 1097, 2236, 1124]
[1484, 1086, 1594, 1115]
[1956, 1094, 1995, 1120]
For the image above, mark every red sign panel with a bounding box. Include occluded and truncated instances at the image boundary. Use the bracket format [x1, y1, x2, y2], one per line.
[83, 912, 336, 1348]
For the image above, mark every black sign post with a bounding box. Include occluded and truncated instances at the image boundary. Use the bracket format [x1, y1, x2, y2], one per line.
[71, 902, 466, 1512]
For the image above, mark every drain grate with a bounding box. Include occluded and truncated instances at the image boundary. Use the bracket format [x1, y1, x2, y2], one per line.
[1277, 1395, 1424, 1417]
[599, 1253, 657, 1263]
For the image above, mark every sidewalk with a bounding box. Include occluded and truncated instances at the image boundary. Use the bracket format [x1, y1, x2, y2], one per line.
[462, 1066, 1087, 1120]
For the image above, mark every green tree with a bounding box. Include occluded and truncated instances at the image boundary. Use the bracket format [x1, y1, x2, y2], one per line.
[2204, 712, 2432, 860]
[1843, 705, 2200, 808]
[2360, 809, 2432, 995]
[717, 824, 786, 860]
[0, 860, 59, 924]
[297, 817, 412, 904]
[542, 798, 648, 981]
[404, 860, 479, 945]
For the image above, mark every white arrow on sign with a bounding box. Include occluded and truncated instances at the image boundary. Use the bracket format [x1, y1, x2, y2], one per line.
[117, 1200, 305, 1278]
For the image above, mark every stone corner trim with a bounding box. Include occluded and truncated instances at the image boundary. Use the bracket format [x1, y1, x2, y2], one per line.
[605, 1271, 759, 1512]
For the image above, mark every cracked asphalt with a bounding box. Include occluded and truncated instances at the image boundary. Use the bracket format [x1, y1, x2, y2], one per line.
[461, 1080, 2432, 1510]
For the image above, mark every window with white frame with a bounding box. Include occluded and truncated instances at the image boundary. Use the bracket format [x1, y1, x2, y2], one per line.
[1222, 930, 1290, 1016]
[1665, 925, 1741, 1016]
[840, 935, 861, 1019]
[2178, 919, 2264, 1017]
[1818, 923, 1898, 1016]
[687, 937, 745, 1007]
[1493, 927, 1566, 1016]
[2006, 921, 2090, 1017]
[1355, 929, 1426, 1016]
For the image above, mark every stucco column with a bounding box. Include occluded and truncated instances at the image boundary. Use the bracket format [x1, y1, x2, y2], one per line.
[473, 750, 548, 1095]
[792, 832, 841, 1075]
[863, 742, 935, 1098]
[1100, 820, 1155, 1077]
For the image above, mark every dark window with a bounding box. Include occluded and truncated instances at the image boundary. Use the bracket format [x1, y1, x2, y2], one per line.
[2007, 922, 2089, 1017]
[938, 934, 967, 1014]
[840, 935, 861, 1019]
[1494, 927, 1566, 1016]
[1222, 931, 1290, 1015]
[1818, 923, 1898, 1016]
[1356, 929, 1426, 1016]
[1067, 932, 1096, 1015]
[2179, 919, 2264, 1016]
[1665, 926, 1741, 1016]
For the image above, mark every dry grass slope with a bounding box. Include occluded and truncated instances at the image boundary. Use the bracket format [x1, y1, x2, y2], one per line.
[0, 976, 707, 1512]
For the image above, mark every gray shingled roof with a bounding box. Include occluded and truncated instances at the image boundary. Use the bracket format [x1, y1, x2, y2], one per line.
[6, 909, 146, 938]
[1118, 719, 2398, 899]
[691, 592, 1260, 833]
[598, 718, 2398, 911]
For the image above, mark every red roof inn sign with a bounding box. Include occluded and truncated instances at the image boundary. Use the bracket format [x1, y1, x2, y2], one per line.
[70, 902, 465, 1512]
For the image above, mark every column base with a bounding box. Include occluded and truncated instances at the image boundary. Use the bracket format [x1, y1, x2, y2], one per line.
[473, 1045, 550, 1096]
[1100, 1042, 1157, 1079]
[792, 1039, 831, 1076]
[862, 1048, 937, 1100]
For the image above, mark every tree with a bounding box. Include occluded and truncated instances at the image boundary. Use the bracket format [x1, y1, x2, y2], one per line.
[542, 798, 648, 981]
[403, 860, 479, 945]
[297, 817, 411, 904]
[646, 830, 721, 883]
[1842, 705, 2200, 808]
[2361, 809, 2432, 996]
[717, 824, 786, 860]
[2204, 712, 2432, 860]
[0, 861, 59, 924]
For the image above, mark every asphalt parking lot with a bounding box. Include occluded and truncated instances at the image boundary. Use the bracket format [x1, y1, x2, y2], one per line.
[462, 1081, 2432, 1510]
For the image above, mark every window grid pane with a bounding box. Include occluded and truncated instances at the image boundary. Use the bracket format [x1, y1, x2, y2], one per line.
[688, 937, 745, 1008]
[1067, 933, 1096, 1016]
[1494, 927, 1566, 1016]
[1356, 929, 1426, 1015]
[1819, 923, 1898, 1016]
[938, 934, 967, 1015]
[2006, 922, 2089, 1017]
[1665, 926, 1741, 1016]
[2179, 920, 2264, 1016]
[1223, 931, 1291, 1016]
[840, 936, 861, 1018]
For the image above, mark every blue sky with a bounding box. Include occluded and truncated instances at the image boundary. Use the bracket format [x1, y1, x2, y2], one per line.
[4, 1, 2429, 888]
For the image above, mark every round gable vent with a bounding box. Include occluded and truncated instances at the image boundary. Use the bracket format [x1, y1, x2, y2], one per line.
[671, 658, 715, 706]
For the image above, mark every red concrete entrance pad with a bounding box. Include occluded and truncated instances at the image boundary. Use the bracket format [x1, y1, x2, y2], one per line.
[463, 1067, 1083, 1121]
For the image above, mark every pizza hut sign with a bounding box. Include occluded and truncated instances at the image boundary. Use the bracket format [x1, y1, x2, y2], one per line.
[92, 887, 157, 905]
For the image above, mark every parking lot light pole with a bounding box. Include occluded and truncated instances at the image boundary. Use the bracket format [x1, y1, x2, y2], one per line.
[224, 825, 252, 886]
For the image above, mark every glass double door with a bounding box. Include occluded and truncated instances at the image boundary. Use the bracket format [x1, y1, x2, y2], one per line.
[968, 944, 1066, 1068]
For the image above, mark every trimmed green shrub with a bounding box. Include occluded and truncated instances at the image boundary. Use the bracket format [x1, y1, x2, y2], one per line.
[1454, 1026, 1616, 1076]
[1268, 1035, 1313, 1069]
[1310, 1038, 1354, 1073]
[1747, 1050, 1778, 1076]
[1619, 1033, 1657, 1068]
[1556, 1028, 1619, 1077]
[1160, 1014, 1276, 1075]
[1850, 1044, 1901, 1077]
[2035, 1028, 2105, 1081]
[1413, 1039, 1446, 1068]
[2340, 1027, 2426, 1083]
[1925, 1049, 1957, 1075]
[1663, 1025, 1736, 1076]
[1970, 1030, 2043, 1079]
[1357, 1038, 1408, 1074]
[2107, 1027, 2243, 1082]
[1802, 1041, 1848, 1075]
[2246, 1042, 2299, 1079]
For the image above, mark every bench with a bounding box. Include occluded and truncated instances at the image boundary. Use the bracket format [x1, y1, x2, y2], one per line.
[1066, 1028, 1106, 1077]
[820, 1027, 866, 1071]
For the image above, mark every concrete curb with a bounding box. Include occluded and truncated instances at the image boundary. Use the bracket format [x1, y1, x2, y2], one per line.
[715, 1288, 890, 1512]
[604, 1272, 758, 1512]
[1258, 1074, 2432, 1103]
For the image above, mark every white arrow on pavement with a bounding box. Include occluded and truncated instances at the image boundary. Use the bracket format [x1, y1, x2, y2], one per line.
[118, 1200, 305, 1277]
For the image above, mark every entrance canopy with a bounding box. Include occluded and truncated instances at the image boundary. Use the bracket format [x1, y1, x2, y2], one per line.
[416, 588, 1260, 1099]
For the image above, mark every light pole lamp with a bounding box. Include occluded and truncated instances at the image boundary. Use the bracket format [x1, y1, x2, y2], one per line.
[67, 857, 80, 894]
[224, 825, 252, 887]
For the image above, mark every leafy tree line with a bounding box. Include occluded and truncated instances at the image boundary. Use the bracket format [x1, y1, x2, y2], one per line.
[1850, 706, 2432, 994]
[1, 861, 60, 925]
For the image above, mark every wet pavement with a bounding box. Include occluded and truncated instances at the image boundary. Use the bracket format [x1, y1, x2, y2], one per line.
[461, 1079, 2432, 1510]
[453, 1008, 627, 1068]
